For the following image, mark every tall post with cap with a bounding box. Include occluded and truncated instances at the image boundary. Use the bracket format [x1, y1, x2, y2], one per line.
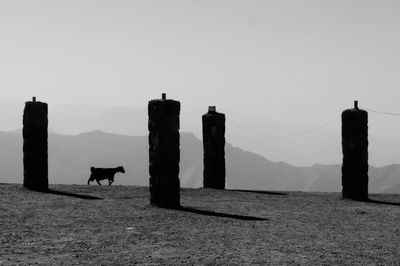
[202, 106, 226, 189]
[341, 100, 368, 200]
[23, 97, 48, 191]
[148, 93, 181, 208]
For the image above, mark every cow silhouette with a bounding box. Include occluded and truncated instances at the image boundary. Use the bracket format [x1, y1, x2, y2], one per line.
[87, 166, 125, 186]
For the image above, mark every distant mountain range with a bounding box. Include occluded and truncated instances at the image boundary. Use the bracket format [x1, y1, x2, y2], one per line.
[3, 102, 400, 167]
[1, 130, 400, 193]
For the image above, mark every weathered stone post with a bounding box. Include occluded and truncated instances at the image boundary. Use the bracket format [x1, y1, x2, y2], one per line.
[342, 100, 368, 200]
[202, 106, 226, 189]
[148, 93, 180, 208]
[23, 97, 48, 191]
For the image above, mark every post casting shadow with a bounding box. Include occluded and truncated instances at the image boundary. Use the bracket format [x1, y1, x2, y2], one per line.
[228, 189, 286, 196]
[45, 189, 103, 200]
[178, 206, 267, 221]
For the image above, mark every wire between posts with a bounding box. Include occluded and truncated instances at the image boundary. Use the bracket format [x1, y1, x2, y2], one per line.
[227, 107, 400, 139]
[226, 115, 341, 139]
[364, 108, 400, 116]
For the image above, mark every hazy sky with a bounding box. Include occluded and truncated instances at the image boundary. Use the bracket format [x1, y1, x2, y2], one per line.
[1, 0, 400, 132]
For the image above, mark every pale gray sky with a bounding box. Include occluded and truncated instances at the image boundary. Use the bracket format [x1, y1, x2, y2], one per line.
[1, 0, 400, 133]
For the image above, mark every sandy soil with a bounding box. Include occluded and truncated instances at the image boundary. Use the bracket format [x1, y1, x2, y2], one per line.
[1, 183, 400, 265]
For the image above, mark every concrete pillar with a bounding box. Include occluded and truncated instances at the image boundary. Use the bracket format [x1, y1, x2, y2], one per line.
[342, 100, 368, 200]
[23, 97, 48, 191]
[148, 93, 181, 208]
[202, 106, 225, 189]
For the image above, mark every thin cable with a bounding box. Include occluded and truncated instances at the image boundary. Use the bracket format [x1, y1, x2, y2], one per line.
[226, 115, 340, 139]
[226, 119, 284, 138]
[364, 108, 400, 116]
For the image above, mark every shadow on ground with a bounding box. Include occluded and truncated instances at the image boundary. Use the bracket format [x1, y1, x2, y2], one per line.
[365, 198, 400, 207]
[345, 197, 400, 207]
[228, 189, 286, 196]
[178, 206, 267, 221]
[45, 189, 103, 200]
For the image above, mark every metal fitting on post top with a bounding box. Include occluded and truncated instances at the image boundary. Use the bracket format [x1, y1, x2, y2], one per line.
[208, 106, 216, 113]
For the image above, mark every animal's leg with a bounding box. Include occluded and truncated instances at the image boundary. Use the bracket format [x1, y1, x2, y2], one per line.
[96, 180, 102, 185]
[88, 173, 95, 185]
[109, 179, 114, 186]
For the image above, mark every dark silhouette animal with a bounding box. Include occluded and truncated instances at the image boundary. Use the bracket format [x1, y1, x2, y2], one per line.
[87, 166, 125, 186]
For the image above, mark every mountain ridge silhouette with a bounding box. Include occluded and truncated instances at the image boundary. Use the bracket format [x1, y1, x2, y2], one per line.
[1, 130, 400, 193]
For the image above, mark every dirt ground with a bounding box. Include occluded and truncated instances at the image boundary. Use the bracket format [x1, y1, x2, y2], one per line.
[1, 183, 400, 265]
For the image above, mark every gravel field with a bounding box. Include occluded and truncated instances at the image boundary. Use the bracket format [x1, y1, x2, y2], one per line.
[1, 183, 400, 265]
